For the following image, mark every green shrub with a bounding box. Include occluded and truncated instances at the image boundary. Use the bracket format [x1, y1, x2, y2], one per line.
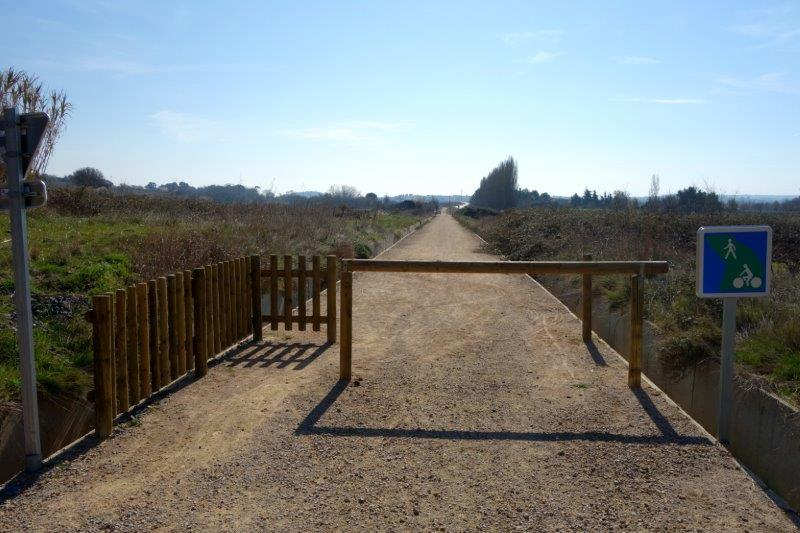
[354, 242, 372, 259]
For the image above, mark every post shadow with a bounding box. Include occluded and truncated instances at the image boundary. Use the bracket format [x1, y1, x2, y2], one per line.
[584, 339, 607, 366]
[295, 381, 710, 446]
[633, 387, 678, 439]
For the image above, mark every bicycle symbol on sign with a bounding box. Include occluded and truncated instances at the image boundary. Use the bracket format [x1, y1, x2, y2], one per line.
[733, 264, 762, 289]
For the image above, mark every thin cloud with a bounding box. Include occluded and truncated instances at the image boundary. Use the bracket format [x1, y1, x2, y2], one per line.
[716, 72, 799, 95]
[282, 121, 413, 144]
[729, 5, 800, 50]
[614, 56, 661, 65]
[611, 97, 707, 105]
[520, 51, 563, 64]
[501, 30, 563, 46]
[150, 110, 221, 142]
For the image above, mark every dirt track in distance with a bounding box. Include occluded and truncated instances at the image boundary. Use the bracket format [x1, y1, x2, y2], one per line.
[1, 212, 796, 531]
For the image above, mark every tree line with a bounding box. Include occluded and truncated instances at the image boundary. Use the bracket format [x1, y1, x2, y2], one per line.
[470, 159, 800, 214]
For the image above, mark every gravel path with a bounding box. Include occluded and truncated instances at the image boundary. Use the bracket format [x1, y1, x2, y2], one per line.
[1, 212, 796, 532]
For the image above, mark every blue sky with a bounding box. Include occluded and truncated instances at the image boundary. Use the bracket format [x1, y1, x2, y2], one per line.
[4, 1, 799, 196]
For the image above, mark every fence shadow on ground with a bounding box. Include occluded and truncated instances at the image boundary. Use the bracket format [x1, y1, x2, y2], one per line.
[295, 380, 711, 446]
[223, 340, 332, 370]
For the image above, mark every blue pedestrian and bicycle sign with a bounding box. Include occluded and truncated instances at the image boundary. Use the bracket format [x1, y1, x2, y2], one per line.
[696, 225, 772, 298]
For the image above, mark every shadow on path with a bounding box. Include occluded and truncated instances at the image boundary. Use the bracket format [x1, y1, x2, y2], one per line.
[224, 341, 332, 370]
[295, 380, 711, 446]
[584, 340, 607, 366]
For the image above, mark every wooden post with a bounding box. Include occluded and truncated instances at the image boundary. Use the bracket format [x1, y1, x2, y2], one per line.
[226, 261, 234, 347]
[283, 255, 293, 331]
[192, 268, 207, 376]
[125, 285, 139, 405]
[205, 265, 217, 359]
[114, 289, 128, 414]
[183, 270, 194, 371]
[231, 259, 240, 340]
[167, 274, 179, 381]
[270, 254, 279, 330]
[251, 255, 262, 341]
[340, 269, 352, 380]
[582, 253, 592, 342]
[92, 294, 114, 439]
[219, 261, 228, 347]
[212, 263, 222, 354]
[326, 255, 337, 343]
[298, 255, 306, 331]
[241, 257, 249, 336]
[147, 279, 160, 391]
[312, 256, 321, 332]
[629, 274, 643, 388]
[244, 257, 252, 336]
[136, 282, 151, 398]
[157, 277, 170, 385]
[175, 273, 187, 377]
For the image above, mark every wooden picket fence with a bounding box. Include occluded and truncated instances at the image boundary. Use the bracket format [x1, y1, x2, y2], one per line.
[87, 254, 338, 439]
[260, 254, 337, 338]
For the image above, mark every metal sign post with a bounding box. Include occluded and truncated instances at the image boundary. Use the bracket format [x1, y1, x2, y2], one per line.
[697, 225, 772, 444]
[2, 107, 49, 471]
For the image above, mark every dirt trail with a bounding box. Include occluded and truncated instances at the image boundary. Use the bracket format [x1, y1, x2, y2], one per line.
[1, 212, 796, 531]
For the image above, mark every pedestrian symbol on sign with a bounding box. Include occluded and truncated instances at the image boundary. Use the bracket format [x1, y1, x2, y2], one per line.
[723, 238, 736, 260]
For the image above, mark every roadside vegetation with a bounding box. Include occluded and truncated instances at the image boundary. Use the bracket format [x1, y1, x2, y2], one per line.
[460, 159, 800, 406]
[0, 187, 433, 402]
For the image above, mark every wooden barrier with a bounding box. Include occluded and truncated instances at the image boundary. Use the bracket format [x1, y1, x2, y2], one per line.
[629, 272, 643, 388]
[269, 255, 279, 330]
[167, 275, 179, 382]
[125, 285, 139, 405]
[258, 254, 337, 337]
[298, 256, 307, 331]
[86, 254, 337, 440]
[283, 255, 293, 331]
[136, 282, 151, 398]
[213, 264, 221, 356]
[327, 255, 337, 343]
[114, 289, 127, 414]
[182, 270, 193, 372]
[91, 295, 113, 438]
[340, 270, 353, 380]
[346, 259, 668, 275]
[193, 267, 207, 377]
[222, 262, 230, 347]
[582, 254, 592, 342]
[250, 255, 262, 341]
[147, 279, 159, 391]
[312, 256, 321, 332]
[339, 259, 668, 387]
[175, 274, 186, 377]
[157, 277, 170, 386]
[230, 260, 239, 342]
[205, 265, 213, 358]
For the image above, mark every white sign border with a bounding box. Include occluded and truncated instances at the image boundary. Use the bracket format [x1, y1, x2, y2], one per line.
[696, 225, 773, 298]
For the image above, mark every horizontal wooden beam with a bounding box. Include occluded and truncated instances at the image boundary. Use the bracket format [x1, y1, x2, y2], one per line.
[261, 268, 329, 278]
[344, 259, 669, 275]
[263, 314, 329, 324]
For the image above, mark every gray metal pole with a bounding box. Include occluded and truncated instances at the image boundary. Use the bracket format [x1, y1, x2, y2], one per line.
[3, 107, 42, 470]
[717, 296, 737, 445]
